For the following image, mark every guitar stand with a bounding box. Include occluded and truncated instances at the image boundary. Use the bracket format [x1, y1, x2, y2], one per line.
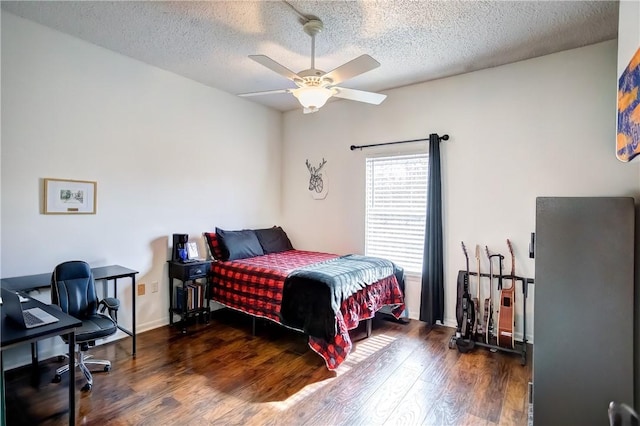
[452, 270, 534, 366]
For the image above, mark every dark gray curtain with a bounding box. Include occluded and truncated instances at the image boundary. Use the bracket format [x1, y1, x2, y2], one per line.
[419, 133, 444, 325]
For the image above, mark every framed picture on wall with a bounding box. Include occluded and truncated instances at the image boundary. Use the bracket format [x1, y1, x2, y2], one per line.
[43, 178, 97, 214]
[616, 46, 640, 162]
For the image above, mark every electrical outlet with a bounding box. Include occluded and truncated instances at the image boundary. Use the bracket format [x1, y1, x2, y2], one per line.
[152, 281, 159, 293]
[138, 283, 145, 296]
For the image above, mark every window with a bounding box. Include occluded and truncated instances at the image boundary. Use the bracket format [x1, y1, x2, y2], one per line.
[365, 153, 428, 274]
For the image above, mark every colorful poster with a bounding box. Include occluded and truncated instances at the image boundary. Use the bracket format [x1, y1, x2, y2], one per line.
[617, 46, 640, 162]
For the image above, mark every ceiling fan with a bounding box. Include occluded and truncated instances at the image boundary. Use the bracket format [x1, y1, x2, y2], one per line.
[239, 17, 387, 114]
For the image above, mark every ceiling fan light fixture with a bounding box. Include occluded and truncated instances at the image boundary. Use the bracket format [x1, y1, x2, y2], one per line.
[242, 16, 384, 111]
[292, 86, 333, 111]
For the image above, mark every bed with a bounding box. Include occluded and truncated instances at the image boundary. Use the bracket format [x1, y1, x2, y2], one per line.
[204, 227, 405, 370]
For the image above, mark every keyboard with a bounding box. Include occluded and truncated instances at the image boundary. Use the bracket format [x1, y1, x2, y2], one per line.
[23, 311, 44, 327]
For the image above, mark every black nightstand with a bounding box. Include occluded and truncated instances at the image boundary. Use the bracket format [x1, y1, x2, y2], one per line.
[168, 259, 212, 333]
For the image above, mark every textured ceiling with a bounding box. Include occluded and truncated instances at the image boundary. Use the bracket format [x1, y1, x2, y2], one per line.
[1, 1, 619, 112]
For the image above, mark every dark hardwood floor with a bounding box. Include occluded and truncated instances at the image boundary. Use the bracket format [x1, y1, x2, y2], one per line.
[4, 310, 532, 425]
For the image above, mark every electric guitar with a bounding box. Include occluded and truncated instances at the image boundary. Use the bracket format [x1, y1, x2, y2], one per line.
[473, 245, 483, 339]
[484, 246, 496, 344]
[484, 246, 493, 344]
[498, 239, 516, 349]
[460, 242, 475, 340]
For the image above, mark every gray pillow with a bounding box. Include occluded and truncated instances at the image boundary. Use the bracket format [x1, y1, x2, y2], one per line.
[254, 226, 294, 254]
[215, 228, 264, 261]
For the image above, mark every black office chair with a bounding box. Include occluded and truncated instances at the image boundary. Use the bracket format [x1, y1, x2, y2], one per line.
[51, 261, 120, 391]
[609, 401, 639, 426]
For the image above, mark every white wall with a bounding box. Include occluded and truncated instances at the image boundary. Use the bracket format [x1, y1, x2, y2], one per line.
[618, 0, 640, 77]
[282, 40, 640, 342]
[1, 12, 282, 367]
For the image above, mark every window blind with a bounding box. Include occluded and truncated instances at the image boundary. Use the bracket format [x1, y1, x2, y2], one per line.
[365, 153, 428, 274]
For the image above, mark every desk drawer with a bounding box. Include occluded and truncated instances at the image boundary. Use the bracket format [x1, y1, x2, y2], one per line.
[183, 263, 208, 279]
[169, 261, 211, 281]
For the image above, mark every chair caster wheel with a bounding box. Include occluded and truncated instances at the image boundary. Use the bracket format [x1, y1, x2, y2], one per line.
[448, 336, 457, 349]
[104, 365, 111, 372]
[81, 383, 92, 392]
[52, 375, 62, 383]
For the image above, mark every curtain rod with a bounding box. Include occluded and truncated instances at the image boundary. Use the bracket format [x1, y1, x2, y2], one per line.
[349, 133, 449, 151]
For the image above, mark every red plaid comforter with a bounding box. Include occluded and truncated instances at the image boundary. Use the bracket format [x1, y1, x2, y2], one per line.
[209, 250, 405, 370]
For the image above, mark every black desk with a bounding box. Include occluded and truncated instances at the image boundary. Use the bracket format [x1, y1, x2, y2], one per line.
[1, 297, 81, 426]
[1, 265, 139, 356]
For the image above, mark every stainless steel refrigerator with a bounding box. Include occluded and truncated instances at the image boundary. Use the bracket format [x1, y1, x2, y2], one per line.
[533, 197, 634, 425]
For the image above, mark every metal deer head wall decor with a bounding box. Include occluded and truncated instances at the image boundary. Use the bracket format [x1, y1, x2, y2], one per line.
[305, 158, 328, 200]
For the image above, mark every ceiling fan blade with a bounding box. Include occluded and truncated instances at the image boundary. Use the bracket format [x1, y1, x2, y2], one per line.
[249, 55, 301, 82]
[238, 88, 291, 97]
[333, 87, 387, 105]
[323, 54, 380, 85]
